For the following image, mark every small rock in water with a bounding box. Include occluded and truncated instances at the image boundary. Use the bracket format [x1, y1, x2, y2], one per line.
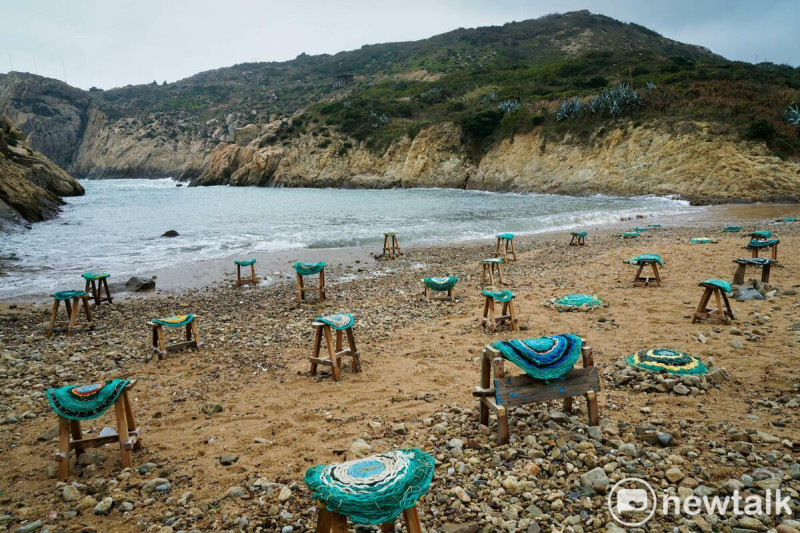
[161, 230, 180, 237]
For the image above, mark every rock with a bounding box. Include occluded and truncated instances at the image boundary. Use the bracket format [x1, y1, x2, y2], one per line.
[278, 485, 292, 502]
[37, 425, 59, 441]
[657, 433, 674, 447]
[666, 467, 684, 483]
[12, 520, 43, 533]
[93, 496, 113, 515]
[580, 467, 610, 488]
[138, 462, 157, 474]
[735, 286, 766, 301]
[62, 485, 80, 502]
[76, 452, 105, 465]
[224, 486, 247, 499]
[125, 276, 155, 292]
[219, 454, 239, 466]
[75, 495, 98, 511]
[201, 402, 223, 415]
[452, 486, 471, 502]
[141, 477, 170, 495]
[673, 383, 690, 395]
[161, 230, 180, 237]
[392, 422, 408, 435]
[349, 439, 373, 457]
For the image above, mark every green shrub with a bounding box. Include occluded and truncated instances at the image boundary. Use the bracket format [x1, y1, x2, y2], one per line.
[745, 119, 776, 140]
[461, 110, 503, 142]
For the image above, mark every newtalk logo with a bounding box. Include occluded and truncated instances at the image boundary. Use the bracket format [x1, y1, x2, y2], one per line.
[607, 477, 792, 527]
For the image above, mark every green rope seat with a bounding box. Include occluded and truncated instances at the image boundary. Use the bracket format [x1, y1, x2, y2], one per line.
[481, 257, 503, 264]
[627, 254, 663, 266]
[646, 224, 662, 228]
[747, 238, 779, 249]
[422, 276, 458, 292]
[152, 314, 195, 327]
[497, 233, 514, 240]
[315, 313, 354, 331]
[384, 232, 397, 236]
[633, 227, 648, 232]
[305, 448, 434, 525]
[53, 290, 88, 301]
[699, 279, 732, 293]
[482, 289, 513, 302]
[82, 272, 110, 281]
[626, 348, 708, 375]
[690, 237, 717, 244]
[621, 232, 639, 238]
[779, 217, 797, 222]
[46, 379, 130, 421]
[293, 261, 327, 276]
[492, 334, 582, 382]
[747, 231, 772, 239]
[723, 226, 742, 232]
[570, 231, 587, 237]
[734, 257, 775, 266]
[235, 258, 256, 266]
[551, 293, 605, 311]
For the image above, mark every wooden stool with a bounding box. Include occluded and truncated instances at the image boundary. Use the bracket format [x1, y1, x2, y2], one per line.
[747, 239, 779, 261]
[47, 379, 142, 480]
[82, 272, 113, 305]
[382, 232, 402, 258]
[480, 258, 505, 286]
[310, 314, 360, 381]
[481, 289, 517, 332]
[235, 258, 258, 287]
[148, 314, 201, 360]
[692, 280, 734, 324]
[733, 258, 774, 285]
[422, 276, 458, 302]
[627, 255, 663, 287]
[47, 291, 94, 338]
[474, 338, 599, 444]
[315, 505, 423, 533]
[569, 231, 587, 246]
[495, 233, 516, 261]
[294, 262, 327, 303]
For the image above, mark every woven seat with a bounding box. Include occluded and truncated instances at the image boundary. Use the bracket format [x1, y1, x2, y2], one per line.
[733, 257, 775, 284]
[235, 258, 256, 267]
[54, 290, 87, 300]
[48, 291, 93, 338]
[633, 227, 648, 232]
[481, 289, 513, 302]
[746, 238, 779, 260]
[294, 261, 327, 275]
[747, 238, 779, 248]
[550, 293, 605, 311]
[646, 224, 662, 228]
[699, 279, 732, 293]
[747, 230, 772, 240]
[627, 254, 663, 287]
[481, 258, 503, 263]
[779, 217, 797, 222]
[480, 258, 505, 286]
[492, 334, 582, 381]
[627, 348, 708, 375]
[690, 237, 717, 244]
[152, 314, 195, 327]
[723, 226, 742, 232]
[81, 272, 110, 281]
[621, 231, 639, 238]
[422, 276, 458, 301]
[316, 313, 354, 331]
[570, 231, 587, 237]
[569, 231, 587, 246]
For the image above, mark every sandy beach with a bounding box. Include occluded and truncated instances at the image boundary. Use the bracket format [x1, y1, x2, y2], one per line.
[0, 208, 798, 532]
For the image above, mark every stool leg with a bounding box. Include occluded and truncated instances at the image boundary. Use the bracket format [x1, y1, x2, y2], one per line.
[70, 420, 84, 457]
[316, 505, 332, 533]
[335, 330, 343, 354]
[346, 328, 360, 372]
[488, 265, 494, 286]
[236, 264, 242, 287]
[723, 293, 735, 321]
[488, 300, 497, 332]
[510, 239, 516, 261]
[190, 320, 202, 348]
[586, 390, 600, 426]
[496, 264, 505, 285]
[114, 398, 133, 469]
[156, 326, 167, 358]
[508, 300, 518, 331]
[383, 235, 389, 256]
[381, 522, 396, 532]
[186, 322, 192, 342]
[251, 263, 256, 284]
[652, 264, 661, 286]
[330, 512, 348, 533]
[713, 289, 725, 322]
[296, 273, 304, 303]
[311, 326, 323, 376]
[733, 264, 746, 285]
[633, 263, 645, 285]
[47, 299, 59, 338]
[772, 244, 778, 261]
[482, 297, 490, 326]
[762, 264, 771, 284]
[319, 269, 326, 301]
[395, 236, 401, 255]
[67, 297, 79, 336]
[92, 280, 100, 305]
[82, 296, 93, 330]
[693, 288, 712, 323]
[122, 390, 141, 450]
[323, 326, 339, 381]
[495, 237, 501, 258]
[103, 277, 112, 304]
[58, 417, 71, 480]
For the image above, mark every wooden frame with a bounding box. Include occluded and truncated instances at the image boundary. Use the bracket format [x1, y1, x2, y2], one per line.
[473, 342, 599, 444]
[84, 277, 113, 305]
[236, 263, 258, 287]
[495, 236, 517, 261]
[569, 234, 586, 246]
[422, 282, 454, 302]
[382, 233, 402, 259]
[296, 269, 326, 303]
[480, 261, 505, 286]
[632, 261, 662, 287]
[47, 294, 94, 338]
[733, 260, 772, 285]
[310, 322, 361, 381]
[748, 243, 778, 261]
[692, 286, 734, 324]
[315, 504, 423, 533]
[55, 380, 141, 480]
[148, 318, 202, 360]
[481, 294, 517, 333]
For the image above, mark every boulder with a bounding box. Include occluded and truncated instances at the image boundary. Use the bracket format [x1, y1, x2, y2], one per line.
[161, 230, 180, 237]
[125, 276, 155, 292]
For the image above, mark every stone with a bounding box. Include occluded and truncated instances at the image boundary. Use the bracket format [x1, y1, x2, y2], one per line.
[278, 485, 292, 502]
[125, 276, 155, 292]
[201, 402, 223, 415]
[141, 477, 170, 495]
[349, 439, 373, 457]
[93, 496, 113, 515]
[62, 485, 80, 502]
[219, 454, 239, 466]
[75, 495, 98, 511]
[580, 467, 610, 488]
[673, 383, 690, 395]
[225, 486, 247, 499]
[138, 462, 157, 474]
[392, 422, 408, 435]
[666, 467, 684, 483]
[735, 286, 765, 301]
[657, 433, 674, 447]
[13, 521, 43, 533]
[161, 230, 180, 237]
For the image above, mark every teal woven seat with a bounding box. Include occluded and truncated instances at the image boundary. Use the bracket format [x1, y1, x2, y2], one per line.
[53, 290, 87, 301]
[492, 334, 582, 381]
[723, 226, 742, 232]
[497, 233, 514, 240]
[571, 231, 587, 237]
[633, 227, 648, 232]
[305, 448, 434, 525]
[779, 217, 797, 222]
[747, 231, 772, 239]
[235, 258, 256, 267]
[627, 254, 663, 266]
[734, 257, 774, 266]
[646, 224, 662, 228]
[294, 261, 326, 276]
[82, 272, 110, 281]
[422, 276, 458, 292]
[690, 237, 717, 244]
[315, 313, 354, 331]
[482, 289, 513, 302]
[152, 314, 195, 327]
[552, 293, 604, 310]
[481, 257, 503, 264]
[621, 232, 639, 238]
[747, 238, 779, 249]
[699, 279, 732, 293]
[46, 379, 130, 421]
[626, 348, 707, 375]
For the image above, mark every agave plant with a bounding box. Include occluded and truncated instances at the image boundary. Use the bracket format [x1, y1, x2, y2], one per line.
[785, 104, 800, 125]
[497, 99, 521, 113]
[644, 81, 657, 90]
[556, 97, 582, 121]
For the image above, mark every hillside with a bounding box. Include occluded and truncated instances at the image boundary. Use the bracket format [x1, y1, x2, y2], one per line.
[1, 10, 800, 203]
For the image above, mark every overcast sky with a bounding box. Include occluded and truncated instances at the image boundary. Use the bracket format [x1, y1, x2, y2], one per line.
[2, 0, 798, 90]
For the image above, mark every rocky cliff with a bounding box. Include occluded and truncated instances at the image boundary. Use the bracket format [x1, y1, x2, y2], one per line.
[0, 115, 84, 228]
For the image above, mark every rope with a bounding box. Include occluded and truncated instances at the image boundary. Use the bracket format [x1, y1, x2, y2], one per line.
[626, 349, 708, 375]
[294, 261, 327, 276]
[46, 379, 130, 421]
[152, 314, 195, 327]
[422, 276, 458, 292]
[492, 334, 582, 382]
[699, 279, 732, 293]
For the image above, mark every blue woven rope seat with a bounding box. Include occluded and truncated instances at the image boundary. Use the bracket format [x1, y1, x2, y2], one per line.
[747, 231, 772, 239]
[481, 257, 503, 264]
[690, 237, 717, 244]
[747, 238, 779, 249]
[152, 314, 195, 327]
[734, 257, 774, 266]
[53, 290, 88, 301]
[646, 224, 662, 228]
[779, 217, 797, 222]
[305, 448, 434, 525]
[699, 279, 732, 293]
[551, 293, 605, 311]
[497, 233, 514, 240]
[492, 334, 582, 381]
[482, 289, 513, 302]
[46, 379, 130, 421]
[235, 258, 256, 266]
[423, 276, 458, 292]
[82, 272, 110, 281]
[723, 226, 742, 232]
[621, 232, 639, 238]
[315, 313, 354, 331]
[633, 227, 648, 232]
[627, 254, 663, 266]
[294, 261, 327, 276]
[571, 231, 587, 237]
[626, 348, 708, 375]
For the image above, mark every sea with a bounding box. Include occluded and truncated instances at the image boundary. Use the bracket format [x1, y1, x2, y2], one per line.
[0, 178, 698, 299]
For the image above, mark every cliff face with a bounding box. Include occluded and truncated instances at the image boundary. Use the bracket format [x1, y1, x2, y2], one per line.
[0, 115, 84, 228]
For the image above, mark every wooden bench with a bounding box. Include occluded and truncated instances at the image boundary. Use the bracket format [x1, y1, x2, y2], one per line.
[47, 291, 94, 338]
[310, 317, 361, 381]
[630, 259, 662, 288]
[148, 315, 201, 359]
[473, 342, 599, 444]
[692, 281, 734, 325]
[82, 272, 113, 305]
[733, 258, 774, 284]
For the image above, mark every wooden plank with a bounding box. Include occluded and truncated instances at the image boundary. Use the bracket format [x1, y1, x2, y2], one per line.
[494, 366, 600, 407]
